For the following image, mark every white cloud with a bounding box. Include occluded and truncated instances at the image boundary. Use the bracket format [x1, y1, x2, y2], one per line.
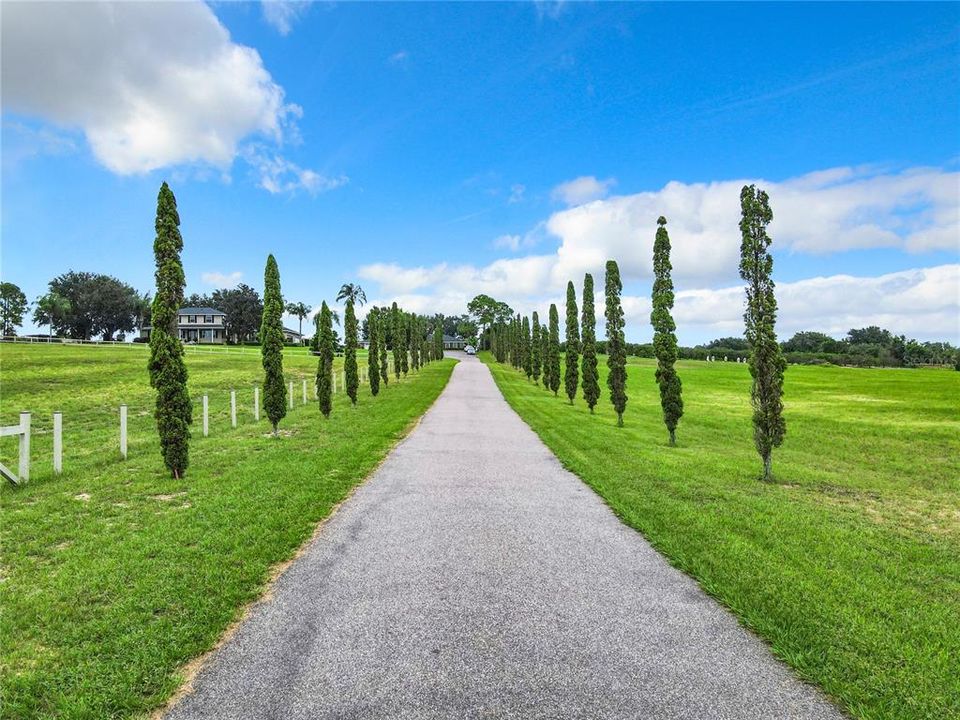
[545, 165, 959, 286]
[388, 50, 410, 65]
[242, 146, 348, 195]
[650, 264, 960, 343]
[508, 184, 526, 204]
[551, 175, 617, 206]
[493, 235, 522, 251]
[261, 1, 310, 36]
[0, 1, 329, 185]
[1, 121, 77, 168]
[201, 271, 243, 287]
[355, 167, 957, 341]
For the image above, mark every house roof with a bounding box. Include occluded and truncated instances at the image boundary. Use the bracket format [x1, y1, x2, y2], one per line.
[443, 334, 464, 342]
[179, 307, 225, 315]
[283, 327, 303, 337]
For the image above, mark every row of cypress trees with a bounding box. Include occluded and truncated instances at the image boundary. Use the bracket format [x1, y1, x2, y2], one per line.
[489, 185, 786, 480]
[148, 183, 448, 478]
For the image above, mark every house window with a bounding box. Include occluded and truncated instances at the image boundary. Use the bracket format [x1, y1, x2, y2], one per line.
[205, 315, 213, 323]
[178, 316, 186, 324]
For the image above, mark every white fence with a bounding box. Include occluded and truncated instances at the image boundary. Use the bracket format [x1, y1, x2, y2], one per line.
[2, 362, 397, 486]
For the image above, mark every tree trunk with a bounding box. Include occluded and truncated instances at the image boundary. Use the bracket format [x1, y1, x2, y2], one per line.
[762, 453, 773, 482]
[617, 413, 623, 427]
[669, 428, 676, 446]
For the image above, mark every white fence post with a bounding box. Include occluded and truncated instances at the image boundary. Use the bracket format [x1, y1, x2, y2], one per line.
[119, 405, 127, 460]
[254, 386, 260, 421]
[302, 379, 307, 405]
[203, 395, 209, 436]
[288, 381, 294, 409]
[341, 370, 345, 391]
[231, 390, 237, 428]
[53, 411, 62, 475]
[332, 372, 337, 393]
[19, 412, 31, 482]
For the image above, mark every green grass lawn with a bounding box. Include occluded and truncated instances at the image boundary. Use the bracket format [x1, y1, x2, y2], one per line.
[484, 353, 959, 720]
[0, 343, 455, 719]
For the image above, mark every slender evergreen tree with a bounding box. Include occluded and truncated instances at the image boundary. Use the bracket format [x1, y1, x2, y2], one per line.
[540, 323, 549, 389]
[605, 260, 627, 426]
[379, 308, 389, 388]
[392, 302, 403, 380]
[401, 313, 410, 376]
[652, 217, 683, 445]
[580, 273, 600, 413]
[522, 316, 532, 378]
[434, 325, 444, 359]
[261, 254, 287, 433]
[409, 314, 420, 372]
[531, 312, 542, 384]
[148, 182, 191, 477]
[368, 308, 381, 396]
[564, 281, 580, 404]
[317, 301, 334, 417]
[344, 299, 359, 405]
[740, 185, 787, 481]
[547, 304, 561, 396]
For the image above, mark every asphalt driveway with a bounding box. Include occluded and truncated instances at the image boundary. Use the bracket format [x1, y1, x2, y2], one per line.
[166, 353, 843, 719]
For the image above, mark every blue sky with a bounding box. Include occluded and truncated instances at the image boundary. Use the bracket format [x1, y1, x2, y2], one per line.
[2, 1, 958, 343]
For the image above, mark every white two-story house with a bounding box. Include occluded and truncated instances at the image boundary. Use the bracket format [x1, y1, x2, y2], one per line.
[140, 306, 228, 344]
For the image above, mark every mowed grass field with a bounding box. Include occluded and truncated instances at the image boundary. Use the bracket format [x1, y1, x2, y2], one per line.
[485, 354, 959, 720]
[0, 343, 455, 719]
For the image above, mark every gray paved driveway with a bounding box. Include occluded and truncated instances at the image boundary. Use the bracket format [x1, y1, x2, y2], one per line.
[166, 353, 843, 719]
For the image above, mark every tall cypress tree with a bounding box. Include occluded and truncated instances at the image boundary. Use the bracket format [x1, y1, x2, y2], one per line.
[605, 260, 627, 426]
[344, 299, 359, 405]
[531, 312, 542, 384]
[148, 182, 191, 478]
[409, 314, 419, 372]
[547, 303, 561, 396]
[740, 185, 787, 481]
[400, 314, 410, 376]
[581, 273, 600, 413]
[652, 217, 683, 445]
[434, 325, 444, 359]
[379, 308, 390, 387]
[392, 302, 403, 380]
[522, 316, 532, 379]
[317, 301, 334, 417]
[564, 281, 580, 404]
[368, 307, 381, 396]
[261, 254, 287, 434]
[540, 324, 549, 390]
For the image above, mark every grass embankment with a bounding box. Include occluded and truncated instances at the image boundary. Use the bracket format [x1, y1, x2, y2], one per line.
[0, 343, 455, 719]
[484, 353, 959, 720]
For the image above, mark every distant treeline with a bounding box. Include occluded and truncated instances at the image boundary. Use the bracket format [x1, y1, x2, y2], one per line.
[563, 326, 957, 369]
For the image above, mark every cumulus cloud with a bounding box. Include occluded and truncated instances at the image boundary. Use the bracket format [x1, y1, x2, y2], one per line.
[356, 166, 957, 340]
[261, 1, 310, 35]
[545, 165, 959, 286]
[1, 0, 335, 190]
[653, 264, 960, 343]
[551, 176, 617, 206]
[201, 271, 243, 287]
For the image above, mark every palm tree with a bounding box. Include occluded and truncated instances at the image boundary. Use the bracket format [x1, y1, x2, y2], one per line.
[32, 292, 71, 340]
[285, 301, 312, 341]
[336, 283, 367, 307]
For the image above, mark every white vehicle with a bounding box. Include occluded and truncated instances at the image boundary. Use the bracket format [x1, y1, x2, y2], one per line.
[464, 345, 476, 355]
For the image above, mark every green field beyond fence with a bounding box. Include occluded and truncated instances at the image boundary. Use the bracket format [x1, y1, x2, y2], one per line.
[485, 353, 960, 720]
[0, 343, 455, 719]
